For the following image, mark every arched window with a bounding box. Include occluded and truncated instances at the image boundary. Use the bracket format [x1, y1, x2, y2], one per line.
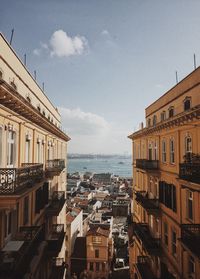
[154, 141, 158, 160]
[42, 110, 46, 117]
[184, 98, 191, 111]
[37, 104, 41, 112]
[148, 141, 153, 160]
[185, 135, 192, 155]
[10, 80, 17, 90]
[153, 115, 157, 126]
[162, 139, 166, 163]
[26, 95, 31, 103]
[170, 138, 175, 164]
[148, 118, 151, 127]
[161, 111, 166, 121]
[169, 107, 174, 118]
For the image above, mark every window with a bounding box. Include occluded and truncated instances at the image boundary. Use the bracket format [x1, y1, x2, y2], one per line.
[96, 262, 100, 271]
[42, 110, 46, 117]
[187, 190, 193, 220]
[26, 95, 31, 103]
[148, 141, 153, 160]
[170, 138, 175, 164]
[23, 196, 29, 225]
[169, 107, 174, 118]
[154, 141, 158, 160]
[148, 119, 151, 127]
[161, 111, 166, 121]
[0, 69, 3, 78]
[184, 98, 191, 111]
[92, 236, 102, 244]
[89, 262, 94, 271]
[162, 140, 166, 163]
[95, 249, 99, 258]
[4, 211, 12, 238]
[164, 222, 168, 246]
[102, 262, 106, 271]
[37, 141, 41, 163]
[25, 139, 31, 163]
[7, 131, 16, 167]
[185, 136, 192, 155]
[37, 105, 41, 112]
[159, 181, 176, 212]
[153, 115, 157, 126]
[188, 255, 195, 274]
[10, 80, 17, 90]
[171, 230, 177, 256]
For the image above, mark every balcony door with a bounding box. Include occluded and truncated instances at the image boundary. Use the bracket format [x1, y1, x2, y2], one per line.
[25, 139, 31, 163]
[7, 131, 16, 168]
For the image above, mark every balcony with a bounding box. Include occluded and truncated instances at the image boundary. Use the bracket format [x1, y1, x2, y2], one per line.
[135, 191, 160, 215]
[133, 222, 161, 256]
[47, 224, 65, 255]
[135, 256, 156, 279]
[46, 159, 65, 177]
[0, 225, 45, 279]
[46, 191, 66, 216]
[179, 163, 200, 184]
[136, 159, 159, 171]
[0, 163, 44, 194]
[49, 258, 66, 279]
[181, 224, 200, 257]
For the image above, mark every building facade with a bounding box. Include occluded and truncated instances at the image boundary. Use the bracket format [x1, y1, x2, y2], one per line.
[0, 33, 70, 279]
[128, 67, 200, 279]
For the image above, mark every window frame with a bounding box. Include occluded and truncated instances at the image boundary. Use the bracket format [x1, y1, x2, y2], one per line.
[170, 138, 175, 164]
[162, 139, 167, 163]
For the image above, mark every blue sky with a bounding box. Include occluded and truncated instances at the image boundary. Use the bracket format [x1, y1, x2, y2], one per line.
[1, 0, 200, 154]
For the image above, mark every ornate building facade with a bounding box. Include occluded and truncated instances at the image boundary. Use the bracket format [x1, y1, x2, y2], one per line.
[0, 33, 70, 279]
[128, 67, 200, 279]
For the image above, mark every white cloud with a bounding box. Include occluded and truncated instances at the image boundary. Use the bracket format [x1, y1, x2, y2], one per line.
[33, 29, 88, 58]
[59, 107, 109, 135]
[49, 30, 87, 57]
[58, 107, 131, 154]
[101, 30, 110, 36]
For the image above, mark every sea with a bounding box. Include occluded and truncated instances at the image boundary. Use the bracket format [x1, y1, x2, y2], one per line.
[67, 155, 132, 177]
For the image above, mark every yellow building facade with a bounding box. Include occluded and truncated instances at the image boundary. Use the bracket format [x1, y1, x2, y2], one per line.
[86, 227, 113, 279]
[0, 33, 70, 279]
[128, 67, 200, 279]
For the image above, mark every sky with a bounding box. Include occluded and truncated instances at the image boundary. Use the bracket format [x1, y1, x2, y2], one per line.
[1, 0, 200, 154]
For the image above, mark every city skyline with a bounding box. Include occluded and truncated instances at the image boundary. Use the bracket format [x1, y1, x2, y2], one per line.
[1, 0, 200, 153]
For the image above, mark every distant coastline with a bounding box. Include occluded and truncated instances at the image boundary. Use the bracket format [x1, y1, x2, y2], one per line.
[68, 154, 131, 160]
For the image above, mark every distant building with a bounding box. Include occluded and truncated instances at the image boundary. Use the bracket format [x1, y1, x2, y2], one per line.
[92, 173, 112, 185]
[66, 207, 83, 274]
[86, 227, 113, 279]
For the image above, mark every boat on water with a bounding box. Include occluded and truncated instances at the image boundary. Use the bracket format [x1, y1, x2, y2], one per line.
[118, 161, 124, 164]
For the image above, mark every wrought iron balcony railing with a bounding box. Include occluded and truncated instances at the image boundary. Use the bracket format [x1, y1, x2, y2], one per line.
[136, 159, 159, 170]
[46, 191, 66, 216]
[135, 256, 156, 279]
[49, 258, 66, 279]
[133, 222, 161, 256]
[181, 224, 200, 257]
[179, 163, 200, 184]
[0, 163, 44, 194]
[0, 225, 45, 279]
[135, 191, 160, 215]
[47, 224, 65, 255]
[46, 159, 65, 176]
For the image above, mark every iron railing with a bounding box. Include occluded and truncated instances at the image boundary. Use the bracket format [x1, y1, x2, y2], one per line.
[136, 159, 159, 170]
[0, 225, 45, 278]
[133, 222, 161, 256]
[47, 224, 65, 254]
[135, 191, 160, 215]
[0, 164, 43, 194]
[46, 191, 65, 216]
[181, 224, 200, 257]
[46, 159, 65, 172]
[179, 163, 200, 184]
